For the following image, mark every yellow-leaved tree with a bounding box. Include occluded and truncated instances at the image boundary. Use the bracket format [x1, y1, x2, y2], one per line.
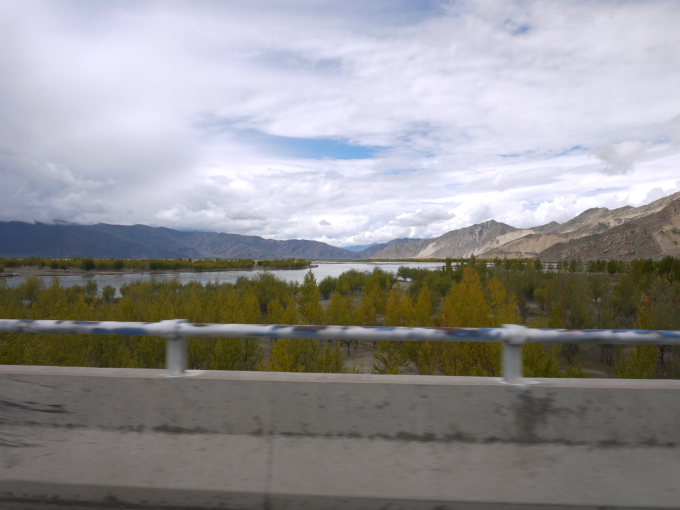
[403, 284, 438, 374]
[434, 266, 510, 376]
[373, 283, 413, 374]
[297, 270, 325, 325]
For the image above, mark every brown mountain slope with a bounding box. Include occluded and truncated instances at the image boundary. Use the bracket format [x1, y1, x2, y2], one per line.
[484, 191, 680, 259]
[483, 232, 576, 259]
[371, 191, 680, 261]
[538, 197, 680, 260]
[371, 220, 517, 259]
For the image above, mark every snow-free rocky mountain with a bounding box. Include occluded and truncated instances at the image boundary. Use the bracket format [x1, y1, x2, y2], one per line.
[1, 192, 679, 260]
[369, 191, 680, 261]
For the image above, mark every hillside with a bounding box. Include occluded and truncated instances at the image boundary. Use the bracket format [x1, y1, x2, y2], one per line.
[539, 196, 680, 260]
[355, 238, 424, 258]
[485, 192, 680, 259]
[0, 222, 355, 259]
[369, 191, 680, 261]
[370, 220, 518, 258]
[2, 191, 679, 261]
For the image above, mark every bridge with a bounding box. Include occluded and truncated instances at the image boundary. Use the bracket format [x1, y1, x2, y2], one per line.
[1, 320, 679, 509]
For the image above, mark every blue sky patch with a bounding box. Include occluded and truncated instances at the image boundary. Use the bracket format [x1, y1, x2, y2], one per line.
[557, 145, 588, 156]
[197, 119, 381, 160]
[261, 133, 380, 160]
[504, 19, 530, 36]
[383, 168, 420, 176]
[498, 149, 537, 159]
[241, 129, 380, 159]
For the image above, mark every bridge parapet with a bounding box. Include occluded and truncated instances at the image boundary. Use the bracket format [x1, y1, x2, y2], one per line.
[1, 365, 679, 509]
[2, 320, 680, 508]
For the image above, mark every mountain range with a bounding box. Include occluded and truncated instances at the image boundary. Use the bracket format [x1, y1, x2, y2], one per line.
[1, 192, 679, 260]
[0, 223, 353, 259]
[370, 191, 680, 260]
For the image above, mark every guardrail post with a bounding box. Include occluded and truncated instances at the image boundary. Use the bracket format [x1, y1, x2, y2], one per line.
[165, 319, 187, 376]
[502, 324, 526, 383]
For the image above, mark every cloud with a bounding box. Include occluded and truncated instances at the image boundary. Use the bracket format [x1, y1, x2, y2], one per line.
[644, 187, 666, 204]
[392, 207, 454, 228]
[1, 1, 680, 246]
[593, 141, 652, 175]
[671, 115, 680, 148]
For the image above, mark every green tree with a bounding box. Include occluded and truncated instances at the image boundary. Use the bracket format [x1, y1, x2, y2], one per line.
[326, 291, 356, 356]
[616, 294, 658, 378]
[81, 258, 95, 271]
[297, 270, 325, 324]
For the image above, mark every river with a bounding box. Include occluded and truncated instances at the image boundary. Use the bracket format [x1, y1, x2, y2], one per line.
[1, 260, 443, 293]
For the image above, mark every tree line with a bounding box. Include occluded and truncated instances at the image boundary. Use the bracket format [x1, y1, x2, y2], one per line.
[1, 256, 679, 378]
[0, 257, 311, 272]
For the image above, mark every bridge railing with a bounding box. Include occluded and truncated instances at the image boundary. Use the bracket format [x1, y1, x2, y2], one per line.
[1, 319, 679, 382]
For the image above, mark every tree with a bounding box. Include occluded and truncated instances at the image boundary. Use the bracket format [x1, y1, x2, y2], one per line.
[616, 345, 657, 379]
[263, 338, 344, 373]
[18, 275, 43, 308]
[101, 285, 116, 304]
[326, 291, 354, 325]
[523, 344, 561, 377]
[84, 280, 98, 305]
[487, 276, 519, 326]
[297, 270, 324, 324]
[616, 293, 658, 378]
[383, 283, 415, 327]
[212, 337, 264, 371]
[81, 258, 95, 271]
[413, 284, 433, 327]
[318, 276, 337, 300]
[372, 342, 409, 374]
[326, 291, 356, 356]
[374, 283, 414, 374]
[440, 266, 489, 327]
[437, 267, 500, 376]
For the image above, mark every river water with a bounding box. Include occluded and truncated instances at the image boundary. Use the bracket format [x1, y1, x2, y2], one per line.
[1, 260, 443, 293]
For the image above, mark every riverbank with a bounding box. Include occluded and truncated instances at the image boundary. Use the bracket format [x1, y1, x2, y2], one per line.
[0, 265, 316, 278]
[0, 260, 444, 295]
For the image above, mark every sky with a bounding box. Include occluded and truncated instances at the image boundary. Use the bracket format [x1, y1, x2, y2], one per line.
[1, 0, 680, 248]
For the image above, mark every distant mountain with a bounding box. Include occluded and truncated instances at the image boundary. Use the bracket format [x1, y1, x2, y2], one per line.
[356, 238, 425, 258]
[2, 192, 679, 261]
[539, 195, 680, 260]
[0, 222, 356, 259]
[485, 192, 680, 260]
[370, 221, 517, 259]
[343, 244, 374, 253]
[370, 192, 680, 261]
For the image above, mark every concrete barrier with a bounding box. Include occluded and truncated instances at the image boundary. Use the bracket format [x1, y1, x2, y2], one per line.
[1, 365, 679, 509]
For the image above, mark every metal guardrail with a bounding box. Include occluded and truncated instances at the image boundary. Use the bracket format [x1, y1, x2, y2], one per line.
[1, 319, 680, 382]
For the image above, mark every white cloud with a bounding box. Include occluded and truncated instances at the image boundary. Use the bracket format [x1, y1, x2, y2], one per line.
[593, 141, 652, 175]
[671, 114, 680, 148]
[392, 207, 454, 228]
[1, 0, 680, 246]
